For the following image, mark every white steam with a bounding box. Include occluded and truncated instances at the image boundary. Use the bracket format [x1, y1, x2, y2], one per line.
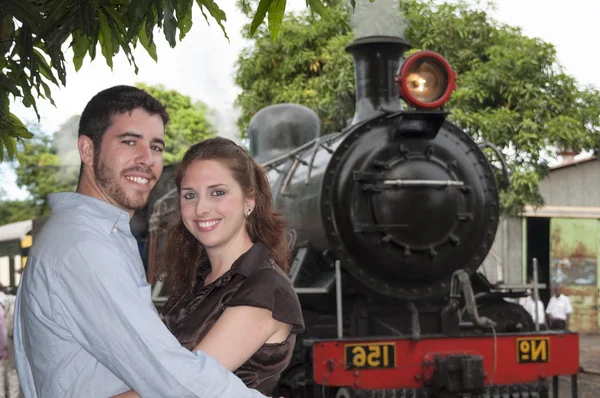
[350, 0, 408, 39]
[54, 115, 81, 184]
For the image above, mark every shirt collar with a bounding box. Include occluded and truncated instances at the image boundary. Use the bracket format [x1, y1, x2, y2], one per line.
[195, 241, 274, 288]
[230, 241, 272, 277]
[48, 192, 132, 235]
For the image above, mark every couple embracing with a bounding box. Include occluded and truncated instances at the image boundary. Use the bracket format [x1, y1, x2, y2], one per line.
[14, 85, 304, 398]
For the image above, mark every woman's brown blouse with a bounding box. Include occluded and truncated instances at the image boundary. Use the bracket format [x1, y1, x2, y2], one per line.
[161, 242, 305, 396]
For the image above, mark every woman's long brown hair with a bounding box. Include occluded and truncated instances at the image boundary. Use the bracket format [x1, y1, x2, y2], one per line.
[156, 137, 290, 301]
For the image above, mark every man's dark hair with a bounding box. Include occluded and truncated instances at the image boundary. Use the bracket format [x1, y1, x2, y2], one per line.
[78, 85, 169, 151]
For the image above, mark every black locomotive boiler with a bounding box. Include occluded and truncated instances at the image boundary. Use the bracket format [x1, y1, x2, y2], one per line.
[148, 34, 580, 398]
[250, 35, 528, 337]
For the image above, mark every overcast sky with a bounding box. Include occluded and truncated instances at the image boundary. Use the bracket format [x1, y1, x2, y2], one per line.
[2, 0, 599, 199]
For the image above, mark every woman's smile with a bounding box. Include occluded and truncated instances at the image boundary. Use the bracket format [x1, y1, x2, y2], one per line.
[195, 219, 222, 232]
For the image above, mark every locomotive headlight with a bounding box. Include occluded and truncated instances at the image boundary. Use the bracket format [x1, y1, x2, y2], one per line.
[396, 50, 456, 109]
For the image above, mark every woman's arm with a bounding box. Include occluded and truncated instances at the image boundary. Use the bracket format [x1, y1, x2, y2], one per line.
[192, 305, 291, 371]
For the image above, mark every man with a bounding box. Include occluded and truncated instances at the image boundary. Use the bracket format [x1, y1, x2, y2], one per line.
[14, 86, 267, 398]
[546, 285, 573, 330]
[520, 288, 546, 330]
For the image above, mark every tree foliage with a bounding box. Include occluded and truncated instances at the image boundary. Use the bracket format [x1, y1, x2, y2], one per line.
[135, 83, 216, 164]
[0, 186, 40, 226]
[233, 0, 600, 214]
[14, 119, 80, 218]
[0, 0, 329, 163]
[235, 5, 355, 135]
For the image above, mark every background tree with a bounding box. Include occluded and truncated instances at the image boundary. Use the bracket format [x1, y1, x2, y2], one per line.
[233, 0, 600, 214]
[135, 83, 216, 165]
[13, 118, 80, 217]
[235, 2, 354, 135]
[1, 84, 216, 224]
[0, 187, 40, 226]
[0, 0, 329, 162]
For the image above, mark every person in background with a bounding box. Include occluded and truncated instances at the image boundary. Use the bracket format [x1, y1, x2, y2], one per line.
[520, 287, 546, 330]
[0, 287, 20, 398]
[0, 286, 7, 398]
[546, 285, 573, 330]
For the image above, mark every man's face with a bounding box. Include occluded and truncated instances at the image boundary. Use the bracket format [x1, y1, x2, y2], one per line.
[93, 109, 165, 212]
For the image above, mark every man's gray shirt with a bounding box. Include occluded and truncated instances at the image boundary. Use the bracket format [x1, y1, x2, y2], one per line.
[14, 192, 267, 398]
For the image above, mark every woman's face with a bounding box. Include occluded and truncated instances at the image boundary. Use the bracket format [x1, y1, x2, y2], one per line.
[179, 159, 254, 251]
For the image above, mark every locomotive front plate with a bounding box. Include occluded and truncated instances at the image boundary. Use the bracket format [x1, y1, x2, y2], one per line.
[516, 337, 550, 363]
[343, 342, 396, 369]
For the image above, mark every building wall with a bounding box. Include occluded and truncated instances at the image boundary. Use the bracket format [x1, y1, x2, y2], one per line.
[483, 159, 600, 286]
[480, 217, 524, 284]
[539, 160, 600, 207]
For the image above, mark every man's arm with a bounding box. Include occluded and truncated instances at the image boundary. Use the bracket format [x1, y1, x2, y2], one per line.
[51, 240, 267, 398]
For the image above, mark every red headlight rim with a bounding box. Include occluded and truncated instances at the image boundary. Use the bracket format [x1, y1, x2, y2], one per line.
[397, 50, 456, 109]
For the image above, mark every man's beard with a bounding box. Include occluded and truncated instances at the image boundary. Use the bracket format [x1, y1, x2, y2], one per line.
[93, 151, 153, 211]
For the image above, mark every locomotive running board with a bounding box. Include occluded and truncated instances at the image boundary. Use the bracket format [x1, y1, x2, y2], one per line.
[310, 332, 579, 396]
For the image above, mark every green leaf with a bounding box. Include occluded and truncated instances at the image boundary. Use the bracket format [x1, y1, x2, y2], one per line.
[0, 15, 14, 54]
[32, 49, 58, 85]
[39, 81, 54, 105]
[163, 0, 177, 47]
[71, 30, 90, 72]
[306, 0, 327, 16]
[138, 20, 157, 61]
[249, 0, 273, 37]
[196, 0, 229, 40]
[0, 81, 20, 98]
[124, 0, 153, 42]
[9, 113, 32, 138]
[175, 0, 194, 40]
[1, 134, 16, 158]
[3, 0, 44, 33]
[97, 12, 114, 69]
[268, 0, 286, 40]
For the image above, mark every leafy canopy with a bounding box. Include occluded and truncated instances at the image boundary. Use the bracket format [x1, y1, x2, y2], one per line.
[233, 0, 600, 214]
[135, 83, 216, 165]
[0, 0, 329, 163]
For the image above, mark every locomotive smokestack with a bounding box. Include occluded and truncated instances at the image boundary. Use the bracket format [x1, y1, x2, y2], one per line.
[346, 0, 410, 125]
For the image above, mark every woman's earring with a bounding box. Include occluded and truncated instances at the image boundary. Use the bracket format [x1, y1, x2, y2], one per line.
[246, 209, 252, 217]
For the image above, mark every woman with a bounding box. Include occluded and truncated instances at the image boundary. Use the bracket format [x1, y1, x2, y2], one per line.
[116, 137, 304, 397]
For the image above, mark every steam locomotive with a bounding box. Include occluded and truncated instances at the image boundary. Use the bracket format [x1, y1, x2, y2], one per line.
[147, 35, 579, 397]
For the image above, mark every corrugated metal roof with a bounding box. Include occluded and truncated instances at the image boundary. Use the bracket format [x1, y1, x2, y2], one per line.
[549, 156, 597, 171]
[0, 219, 32, 243]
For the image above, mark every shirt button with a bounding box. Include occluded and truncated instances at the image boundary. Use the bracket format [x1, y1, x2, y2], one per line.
[112, 228, 117, 233]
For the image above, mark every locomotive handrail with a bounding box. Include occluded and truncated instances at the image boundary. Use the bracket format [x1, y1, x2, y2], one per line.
[305, 137, 322, 185]
[261, 132, 340, 170]
[383, 179, 465, 187]
[478, 140, 511, 187]
[149, 187, 178, 233]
